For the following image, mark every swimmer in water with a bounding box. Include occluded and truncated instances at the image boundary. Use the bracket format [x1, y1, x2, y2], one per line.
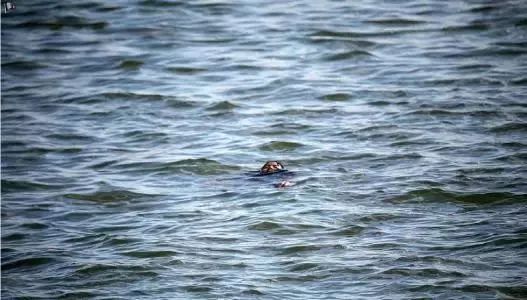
[259, 160, 285, 174]
[258, 160, 295, 188]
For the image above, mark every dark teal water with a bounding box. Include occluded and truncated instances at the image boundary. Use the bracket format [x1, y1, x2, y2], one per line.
[2, 0, 527, 299]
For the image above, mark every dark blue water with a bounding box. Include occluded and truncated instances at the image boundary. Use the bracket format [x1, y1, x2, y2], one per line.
[2, 0, 527, 299]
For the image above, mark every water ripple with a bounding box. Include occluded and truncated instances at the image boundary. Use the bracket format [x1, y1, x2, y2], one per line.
[2, 0, 526, 298]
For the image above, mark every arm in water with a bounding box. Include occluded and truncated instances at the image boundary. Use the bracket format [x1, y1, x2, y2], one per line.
[258, 161, 295, 188]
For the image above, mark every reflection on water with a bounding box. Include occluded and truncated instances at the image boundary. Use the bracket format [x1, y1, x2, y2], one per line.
[2, 0, 527, 299]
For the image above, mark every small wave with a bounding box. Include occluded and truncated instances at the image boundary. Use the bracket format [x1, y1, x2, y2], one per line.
[493, 41, 527, 48]
[502, 142, 527, 149]
[100, 92, 162, 101]
[365, 242, 401, 250]
[495, 286, 527, 299]
[222, 63, 264, 71]
[189, 1, 234, 15]
[74, 264, 157, 276]
[2, 233, 27, 241]
[309, 29, 374, 39]
[46, 133, 96, 142]
[309, 28, 424, 40]
[88, 159, 120, 170]
[456, 63, 494, 70]
[308, 34, 378, 48]
[63, 233, 108, 245]
[288, 262, 319, 272]
[252, 122, 312, 136]
[259, 141, 304, 151]
[114, 158, 240, 175]
[167, 98, 199, 108]
[64, 189, 155, 202]
[2, 257, 55, 271]
[279, 244, 322, 255]
[2, 113, 36, 124]
[328, 225, 365, 237]
[96, 5, 122, 12]
[379, 267, 466, 278]
[1, 179, 62, 193]
[242, 288, 265, 296]
[318, 93, 352, 101]
[370, 152, 423, 161]
[495, 152, 527, 162]
[21, 222, 49, 230]
[389, 137, 434, 147]
[442, 47, 527, 58]
[368, 100, 408, 106]
[366, 18, 425, 26]
[71, 92, 197, 108]
[2, 60, 47, 71]
[468, 5, 499, 13]
[13, 144, 82, 155]
[510, 77, 527, 86]
[123, 130, 168, 141]
[139, 0, 184, 7]
[428, 234, 527, 253]
[248, 221, 282, 230]
[272, 273, 330, 282]
[2, 140, 27, 149]
[94, 225, 144, 233]
[391, 188, 525, 205]
[489, 122, 527, 133]
[441, 23, 489, 32]
[354, 124, 398, 133]
[183, 285, 213, 293]
[164, 158, 241, 175]
[206, 101, 239, 111]
[516, 18, 527, 27]
[403, 108, 500, 117]
[393, 255, 479, 267]
[52, 2, 108, 10]
[187, 37, 238, 44]
[57, 291, 98, 299]
[18, 17, 107, 31]
[285, 153, 376, 166]
[166, 66, 206, 74]
[247, 220, 327, 235]
[101, 236, 142, 247]
[422, 77, 504, 87]
[118, 60, 144, 70]
[273, 107, 339, 116]
[252, 129, 294, 136]
[270, 122, 312, 130]
[252, 123, 312, 136]
[325, 50, 373, 61]
[120, 250, 180, 258]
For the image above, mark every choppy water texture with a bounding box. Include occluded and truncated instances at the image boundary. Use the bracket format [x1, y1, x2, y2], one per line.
[2, 0, 527, 299]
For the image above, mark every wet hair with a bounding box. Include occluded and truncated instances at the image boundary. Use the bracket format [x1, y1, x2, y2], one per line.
[260, 160, 284, 174]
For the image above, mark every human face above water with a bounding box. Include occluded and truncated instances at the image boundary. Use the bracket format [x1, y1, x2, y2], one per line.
[260, 161, 284, 174]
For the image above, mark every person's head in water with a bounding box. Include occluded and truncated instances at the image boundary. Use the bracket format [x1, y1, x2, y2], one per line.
[260, 161, 284, 174]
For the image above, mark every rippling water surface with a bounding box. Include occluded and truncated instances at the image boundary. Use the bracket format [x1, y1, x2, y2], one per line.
[2, 0, 527, 299]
